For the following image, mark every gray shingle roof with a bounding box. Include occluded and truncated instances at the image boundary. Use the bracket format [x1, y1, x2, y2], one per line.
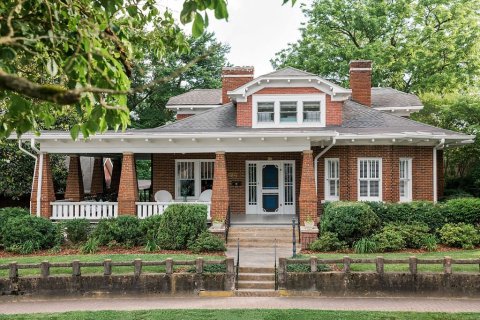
[261, 67, 317, 78]
[371, 87, 422, 109]
[166, 89, 221, 106]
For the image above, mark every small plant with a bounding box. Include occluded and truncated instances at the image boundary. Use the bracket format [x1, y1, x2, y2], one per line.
[353, 237, 378, 253]
[212, 219, 224, 229]
[308, 232, 347, 252]
[422, 234, 438, 252]
[62, 219, 91, 244]
[188, 231, 226, 253]
[81, 237, 100, 254]
[438, 223, 480, 249]
[144, 239, 159, 252]
[287, 263, 331, 272]
[304, 218, 315, 229]
[372, 228, 406, 252]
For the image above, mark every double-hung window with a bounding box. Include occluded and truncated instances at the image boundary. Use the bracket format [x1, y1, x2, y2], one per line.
[280, 101, 297, 123]
[257, 102, 275, 123]
[176, 160, 214, 200]
[358, 158, 382, 201]
[325, 158, 340, 201]
[303, 101, 321, 122]
[399, 158, 412, 202]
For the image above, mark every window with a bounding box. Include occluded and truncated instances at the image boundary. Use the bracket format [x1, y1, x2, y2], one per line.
[280, 101, 297, 123]
[325, 158, 339, 201]
[358, 158, 382, 201]
[257, 102, 274, 123]
[303, 101, 321, 123]
[176, 160, 214, 199]
[252, 94, 325, 128]
[399, 158, 412, 202]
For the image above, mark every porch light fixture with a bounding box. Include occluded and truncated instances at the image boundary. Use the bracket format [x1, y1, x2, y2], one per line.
[168, 138, 173, 142]
[238, 137, 242, 141]
[260, 137, 265, 141]
[191, 138, 196, 142]
[371, 138, 375, 142]
[217, 138, 222, 141]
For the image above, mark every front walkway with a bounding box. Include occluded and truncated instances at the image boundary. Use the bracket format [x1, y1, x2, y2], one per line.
[2, 296, 480, 314]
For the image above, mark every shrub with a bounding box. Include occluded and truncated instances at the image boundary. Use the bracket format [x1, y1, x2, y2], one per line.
[308, 232, 347, 252]
[441, 198, 480, 225]
[443, 189, 474, 200]
[188, 264, 227, 273]
[381, 202, 443, 230]
[382, 222, 430, 249]
[1, 215, 61, 252]
[81, 237, 100, 254]
[372, 228, 406, 252]
[62, 219, 91, 244]
[92, 216, 143, 247]
[189, 231, 226, 253]
[287, 263, 331, 272]
[320, 202, 379, 244]
[422, 234, 438, 251]
[353, 237, 378, 253]
[139, 215, 163, 243]
[0, 207, 29, 228]
[157, 204, 207, 250]
[438, 223, 480, 249]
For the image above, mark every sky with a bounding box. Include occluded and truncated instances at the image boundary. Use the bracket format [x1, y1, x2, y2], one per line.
[162, 0, 313, 77]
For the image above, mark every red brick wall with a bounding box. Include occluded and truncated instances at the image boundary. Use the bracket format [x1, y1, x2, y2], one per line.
[349, 60, 372, 107]
[64, 155, 84, 201]
[211, 152, 229, 221]
[222, 67, 254, 104]
[118, 153, 138, 215]
[315, 145, 436, 206]
[236, 87, 343, 127]
[176, 113, 194, 120]
[299, 150, 317, 225]
[30, 153, 56, 217]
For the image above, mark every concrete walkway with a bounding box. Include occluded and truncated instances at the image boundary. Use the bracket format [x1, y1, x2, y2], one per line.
[1, 296, 480, 314]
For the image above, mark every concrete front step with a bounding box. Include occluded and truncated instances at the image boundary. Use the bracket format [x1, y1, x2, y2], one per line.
[239, 266, 275, 273]
[234, 289, 280, 297]
[238, 273, 275, 281]
[237, 280, 275, 290]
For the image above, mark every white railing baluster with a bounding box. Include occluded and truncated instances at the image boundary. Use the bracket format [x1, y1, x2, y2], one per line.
[50, 202, 119, 221]
[134, 202, 211, 219]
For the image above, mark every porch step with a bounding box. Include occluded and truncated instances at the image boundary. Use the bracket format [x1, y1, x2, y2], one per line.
[239, 267, 275, 273]
[238, 273, 275, 281]
[237, 280, 275, 290]
[227, 241, 294, 248]
[234, 289, 280, 297]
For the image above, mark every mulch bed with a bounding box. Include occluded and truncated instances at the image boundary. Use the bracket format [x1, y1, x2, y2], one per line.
[0, 246, 226, 259]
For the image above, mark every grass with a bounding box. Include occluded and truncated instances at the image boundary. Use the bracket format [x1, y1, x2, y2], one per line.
[0, 253, 224, 277]
[0, 310, 479, 320]
[297, 250, 480, 273]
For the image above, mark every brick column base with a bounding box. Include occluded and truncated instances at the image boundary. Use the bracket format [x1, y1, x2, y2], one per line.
[299, 150, 318, 226]
[90, 157, 104, 196]
[30, 153, 56, 218]
[65, 155, 84, 201]
[300, 227, 319, 250]
[118, 153, 138, 215]
[210, 151, 229, 223]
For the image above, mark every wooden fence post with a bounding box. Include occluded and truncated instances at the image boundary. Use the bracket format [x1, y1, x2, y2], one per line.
[310, 256, 318, 272]
[196, 258, 204, 274]
[343, 256, 351, 273]
[444, 256, 452, 274]
[376, 256, 384, 274]
[166, 258, 173, 275]
[104, 259, 112, 276]
[72, 260, 81, 276]
[9, 262, 18, 280]
[278, 258, 287, 289]
[134, 259, 142, 277]
[409, 256, 417, 275]
[40, 261, 50, 278]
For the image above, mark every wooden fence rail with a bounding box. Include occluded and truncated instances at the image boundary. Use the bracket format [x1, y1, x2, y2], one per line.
[282, 256, 480, 275]
[0, 258, 232, 279]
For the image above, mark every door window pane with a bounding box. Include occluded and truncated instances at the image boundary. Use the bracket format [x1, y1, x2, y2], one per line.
[262, 165, 279, 189]
[280, 101, 297, 123]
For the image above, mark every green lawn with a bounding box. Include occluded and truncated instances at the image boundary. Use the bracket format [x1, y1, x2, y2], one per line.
[0, 253, 224, 277]
[0, 310, 479, 320]
[297, 250, 480, 273]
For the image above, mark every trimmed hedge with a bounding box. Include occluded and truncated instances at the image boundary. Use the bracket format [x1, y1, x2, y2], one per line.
[62, 219, 91, 244]
[321, 201, 379, 243]
[441, 198, 480, 225]
[309, 232, 347, 252]
[92, 216, 143, 247]
[188, 231, 226, 253]
[438, 223, 480, 249]
[0, 207, 29, 227]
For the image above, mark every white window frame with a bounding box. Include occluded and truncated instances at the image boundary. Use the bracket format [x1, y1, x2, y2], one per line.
[357, 158, 382, 201]
[252, 94, 326, 128]
[175, 159, 214, 200]
[399, 158, 413, 202]
[324, 158, 340, 201]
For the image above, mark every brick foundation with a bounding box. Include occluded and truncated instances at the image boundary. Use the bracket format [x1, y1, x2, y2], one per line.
[300, 227, 319, 250]
[64, 155, 84, 201]
[30, 153, 56, 218]
[118, 153, 138, 215]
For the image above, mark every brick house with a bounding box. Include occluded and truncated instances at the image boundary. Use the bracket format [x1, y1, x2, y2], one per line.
[19, 60, 473, 247]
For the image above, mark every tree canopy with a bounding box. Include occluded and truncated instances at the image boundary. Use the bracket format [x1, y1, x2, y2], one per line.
[272, 0, 480, 93]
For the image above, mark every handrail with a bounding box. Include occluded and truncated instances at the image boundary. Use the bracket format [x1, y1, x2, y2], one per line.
[225, 205, 232, 240]
[274, 238, 278, 290]
[235, 237, 240, 290]
[292, 218, 297, 258]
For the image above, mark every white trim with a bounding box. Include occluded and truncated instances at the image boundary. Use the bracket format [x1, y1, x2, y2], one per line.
[399, 158, 413, 202]
[36, 153, 44, 217]
[324, 158, 340, 201]
[174, 159, 214, 200]
[350, 67, 372, 71]
[252, 94, 326, 128]
[166, 104, 221, 110]
[357, 158, 383, 201]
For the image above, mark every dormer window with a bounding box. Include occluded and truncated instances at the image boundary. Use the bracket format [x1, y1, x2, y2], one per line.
[252, 94, 326, 128]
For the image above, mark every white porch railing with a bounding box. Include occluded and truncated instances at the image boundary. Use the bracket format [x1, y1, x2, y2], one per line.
[51, 202, 118, 220]
[136, 202, 211, 219]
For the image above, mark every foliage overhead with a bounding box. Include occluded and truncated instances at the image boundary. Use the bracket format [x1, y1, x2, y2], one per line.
[272, 0, 480, 93]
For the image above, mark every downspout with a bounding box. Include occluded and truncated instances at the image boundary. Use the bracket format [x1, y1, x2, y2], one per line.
[18, 140, 38, 215]
[433, 138, 445, 203]
[314, 132, 339, 193]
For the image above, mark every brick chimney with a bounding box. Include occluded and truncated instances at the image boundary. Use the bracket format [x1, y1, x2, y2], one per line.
[349, 60, 372, 107]
[221, 66, 254, 104]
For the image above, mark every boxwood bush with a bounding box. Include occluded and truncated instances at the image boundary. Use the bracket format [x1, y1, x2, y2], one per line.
[438, 223, 480, 249]
[62, 219, 91, 244]
[308, 232, 347, 252]
[441, 198, 480, 225]
[372, 227, 406, 252]
[1, 215, 61, 253]
[92, 216, 143, 247]
[374, 201, 443, 230]
[188, 231, 226, 253]
[0, 207, 29, 227]
[320, 201, 379, 243]
[157, 204, 208, 250]
[381, 222, 430, 249]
